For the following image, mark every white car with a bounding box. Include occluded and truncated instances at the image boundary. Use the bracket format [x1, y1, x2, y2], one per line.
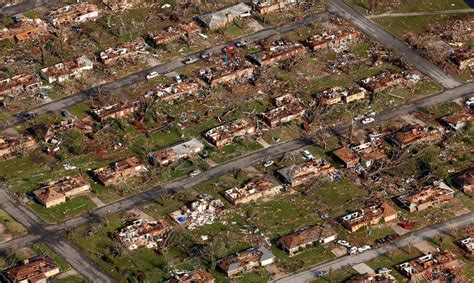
[361, 117, 375, 125]
[263, 160, 274, 168]
[337, 240, 351, 248]
[366, 111, 376, 116]
[353, 114, 364, 121]
[358, 245, 371, 253]
[183, 57, 198, 64]
[348, 246, 358, 254]
[302, 150, 314, 160]
[189, 170, 201, 177]
[146, 71, 159, 80]
[466, 97, 474, 105]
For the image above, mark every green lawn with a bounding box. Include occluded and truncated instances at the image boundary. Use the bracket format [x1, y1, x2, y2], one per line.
[345, 0, 471, 14]
[53, 275, 86, 283]
[0, 209, 27, 238]
[32, 243, 71, 272]
[367, 247, 423, 281]
[312, 266, 359, 282]
[374, 13, 470, 38]
[30, 196, 96, 223]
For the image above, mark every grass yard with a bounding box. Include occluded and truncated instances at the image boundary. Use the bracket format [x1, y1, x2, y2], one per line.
[374, 13, 470, 38]
[30, 196, 96, 223]
[32, 243, 71, 272]
[345, 0, 472, 14]
[366, 247, 423, 281]
[53, 275, 86, 283]
[312, 266, 359, 282]
[0, 209, 27, 238]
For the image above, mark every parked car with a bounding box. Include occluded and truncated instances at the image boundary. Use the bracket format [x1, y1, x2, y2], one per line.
[263, 160, 274, 168]
[361, 117, 375, 124]
[337, 240, 351, 248]
[222, 45, 236, 53]
[200, 150, 209, 159]
[146, 71, 159, 80]
[200, 52, 212, 60]
[466, 97, 474, 105]
[315, 271, 327, 278]
[174, 74, 188, 83]
[189, 170, 201, 177]
[348, 246, 358, 254]
[353, 114, 364, 121]
[378, 268, 392, 274]
[183, 57, 198, 64]
[302, 150, 314, 160]
[234, 40, 246, 48]
[358, 245, 371, 253]
[366, 111, 377, 116]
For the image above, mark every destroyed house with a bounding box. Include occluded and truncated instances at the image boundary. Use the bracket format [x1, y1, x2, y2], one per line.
[198, 56, 254, 86]
[397, 182, 455, 212]
[93, 156, 147, 187]
[28, 118, 92, 143]
[260, 94, 305, 127]
[276, 158, 335, 187]
[0, 17, 48, 42]
[149, 138, 204, 166]
[166, 269, 215, 283]
[91, 102, 138, 122]
[168, 194, 225, 230]
[360, 72, 403, 93]
[450, 48, 474, 70]
[1, 255, 60, 283]
[216, 246, 275, 277]
[397, 251, 458, 281]
[32, 176, 91, 208]
[306, 29, 360, 51]
[387, 125, 443, 148]
[223, 176, 283, 205]
[195, 3, 252, 30]
[46, 3, 100, 27]
[248, 42, 305, 66]
[278, 224, 337, 256]
[39, 55, 94, 84]
[0, 136, 36, 159]
[332, 146, 359, 168]
[440, 111, 473, 131]
[341, 202, 397, 232]
[252, 0, 297, 15]
[318, 86, 366, 106]
[204, 119, 256, 147]
[149, 31, 180, 46]
[116, 219, 169, 250]
[102, 0, 142, 11]
[144, 82, 200, 101]
[0, 74, 40, 96]
[346, 272, 396, 283]
[459, 237, 474, 255]
[99, 38, 147, 65]
[149, 22, 201, 46]
[334, 141, 389, 169]
[452, 168, 474, 193]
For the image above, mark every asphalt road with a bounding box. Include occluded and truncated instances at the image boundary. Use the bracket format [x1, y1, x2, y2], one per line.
[0, 0, 53, 17]
[327, 0, 462, 89]
[2, 12, 330, 128]
[275, 211, 474, 283]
